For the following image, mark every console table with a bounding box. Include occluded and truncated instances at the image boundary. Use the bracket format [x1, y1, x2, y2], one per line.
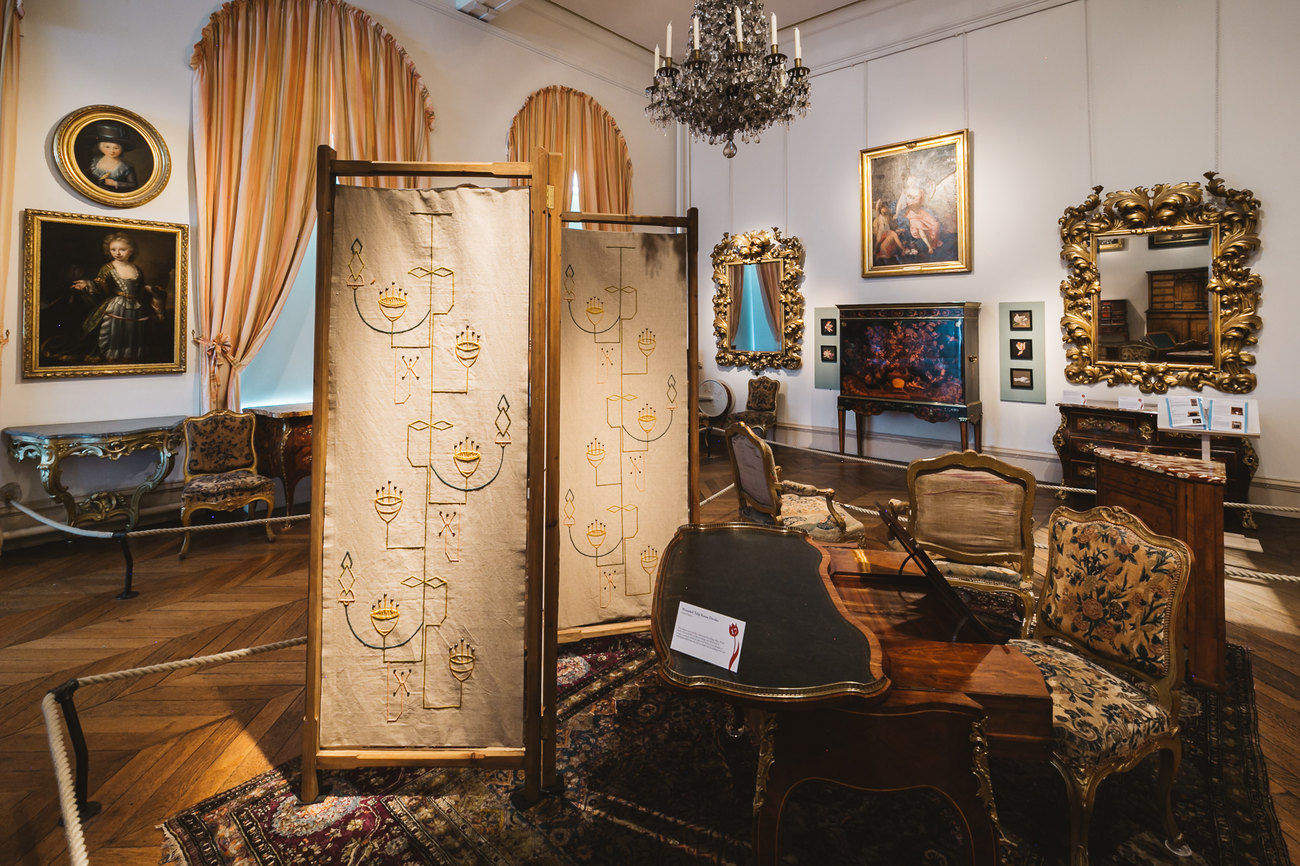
[1054, 400, 1256, 528]
[248, 403, 313, 514]
[4, 416, 185, 529]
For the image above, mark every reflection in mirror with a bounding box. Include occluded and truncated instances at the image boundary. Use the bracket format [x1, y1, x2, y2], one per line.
[713, 228, 804, 371]
[1060, 172, 1262, 393]
[729, 263, 781, 352]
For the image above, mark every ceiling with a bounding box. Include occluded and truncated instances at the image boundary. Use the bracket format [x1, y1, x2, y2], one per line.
[538, 0, 859, 53]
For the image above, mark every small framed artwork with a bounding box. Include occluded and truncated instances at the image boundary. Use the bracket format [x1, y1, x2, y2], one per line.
[1009, 309, 1033, 331]
[821, 345, 838, 363]
[821, 317, 837, 336]
[860, 129, 971, 277]
[1097, 236, 1126, 252]
[1148, 228, 1212, 249]
[1009, 368, 1034, 390]
[22, 209, 188, 378]
[52, 105, 171, 208]
[1010, 338, 1033, 361]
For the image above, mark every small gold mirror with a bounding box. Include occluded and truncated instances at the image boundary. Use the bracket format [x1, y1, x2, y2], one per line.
[712, 228, 804, 371]
[1059, 172, 1261, 393]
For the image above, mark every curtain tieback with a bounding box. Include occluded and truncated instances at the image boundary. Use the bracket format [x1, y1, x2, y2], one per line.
[193, 331, 236, 408]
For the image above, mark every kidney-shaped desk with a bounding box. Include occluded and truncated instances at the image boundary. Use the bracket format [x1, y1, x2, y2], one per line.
[652, 524, 1050, 866]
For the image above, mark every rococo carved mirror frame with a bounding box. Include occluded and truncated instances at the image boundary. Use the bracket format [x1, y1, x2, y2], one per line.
[712, 227, 804, 371]
[1059, 171, 1261, 393]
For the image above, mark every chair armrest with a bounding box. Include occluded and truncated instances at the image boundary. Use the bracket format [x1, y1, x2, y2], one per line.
[886, 498, 912, 527]
[779, 480, 847, 530]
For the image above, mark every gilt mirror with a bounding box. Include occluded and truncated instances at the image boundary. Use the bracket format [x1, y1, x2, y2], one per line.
[1059, 171, 1261, 393]
[712, 228, 804, 371]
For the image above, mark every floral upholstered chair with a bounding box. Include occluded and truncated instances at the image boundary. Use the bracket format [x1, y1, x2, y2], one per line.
[726, 375, 779, 439]
[1009, 505, 1193, 866]
[887, 449, 1037, 637]
[178, 410, 276, 558]
[724, 421, 863, 543]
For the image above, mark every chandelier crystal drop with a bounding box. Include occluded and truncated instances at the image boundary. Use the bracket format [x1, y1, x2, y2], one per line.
[645, 0, 811, 158]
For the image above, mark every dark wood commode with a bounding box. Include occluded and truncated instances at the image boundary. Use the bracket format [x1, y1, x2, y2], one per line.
[1094, 449, 1226, 690]
[1054, 400, 1256, 527]
[248, 403, 312, 514]
[836, 303, 982, 453]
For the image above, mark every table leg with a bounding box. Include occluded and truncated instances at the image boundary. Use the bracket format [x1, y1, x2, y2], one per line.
[854, 410, 865, 457]
[959, 420, 970, 451]
[837, 409, 846, 455]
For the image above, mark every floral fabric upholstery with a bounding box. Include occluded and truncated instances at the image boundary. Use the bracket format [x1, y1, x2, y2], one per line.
[185, 412, 258, 476]
[729, 376, 779, 435]
[934, 560, 1023, 587]
[1009, 638, 1175, 770]
[182, 470, 276, 506]
[740, 493, 864, 542]
[1037, 512, 1187, 678]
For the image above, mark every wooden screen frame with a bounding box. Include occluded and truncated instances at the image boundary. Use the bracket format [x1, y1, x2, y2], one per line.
[303, 145, 561, 805]
[539, 208, 698, 789]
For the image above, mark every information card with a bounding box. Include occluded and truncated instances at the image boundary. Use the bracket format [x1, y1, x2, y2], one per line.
[670, 602, 747, 672]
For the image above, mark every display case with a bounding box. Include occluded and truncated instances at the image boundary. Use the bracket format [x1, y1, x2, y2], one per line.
[836, 302, 981, 453]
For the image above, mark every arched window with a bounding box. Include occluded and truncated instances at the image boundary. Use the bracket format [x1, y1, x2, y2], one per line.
[507, 86, 632, 225]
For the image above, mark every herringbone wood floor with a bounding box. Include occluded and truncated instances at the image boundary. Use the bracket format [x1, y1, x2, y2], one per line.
[0, 445, 1295, 864]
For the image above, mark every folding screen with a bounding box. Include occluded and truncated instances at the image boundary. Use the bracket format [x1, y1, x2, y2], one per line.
[304, 147, 558, 803]
[552, 211, 698, 640]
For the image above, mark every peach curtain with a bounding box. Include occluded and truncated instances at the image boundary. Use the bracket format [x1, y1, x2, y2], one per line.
[0, 1, 22, 397]
[506, 85, 632, 224]
[191, 0, 434, 409]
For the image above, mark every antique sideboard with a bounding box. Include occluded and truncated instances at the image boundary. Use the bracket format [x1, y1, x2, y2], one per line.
[1054, 400, 1257, 527]
[836, 302, 981, 453]
[248, 403, 313, 515]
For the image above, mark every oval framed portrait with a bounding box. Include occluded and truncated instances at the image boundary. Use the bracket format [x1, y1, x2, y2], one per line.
[52, 105, 171, 208]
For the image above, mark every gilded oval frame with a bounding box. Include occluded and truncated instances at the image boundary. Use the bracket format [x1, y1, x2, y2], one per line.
[53, 105, 171, 208]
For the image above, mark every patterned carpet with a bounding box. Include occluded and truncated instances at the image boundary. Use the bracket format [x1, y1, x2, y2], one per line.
[160, 634, 1290, 865]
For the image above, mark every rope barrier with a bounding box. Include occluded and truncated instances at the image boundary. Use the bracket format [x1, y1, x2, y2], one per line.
[42, 635, 308, 864]
[43, 692, 91, 866]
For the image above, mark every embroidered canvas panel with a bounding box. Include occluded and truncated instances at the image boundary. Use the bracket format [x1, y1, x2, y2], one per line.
[557, 229, 690, 630]
[320, 185, 531, 748]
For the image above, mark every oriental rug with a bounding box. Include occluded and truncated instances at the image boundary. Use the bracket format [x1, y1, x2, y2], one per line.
[161, 635, 1290, 866]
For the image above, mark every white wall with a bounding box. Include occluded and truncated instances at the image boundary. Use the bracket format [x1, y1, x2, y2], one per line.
[692, 0, 1300, 509]
[0, 0, 674, 530]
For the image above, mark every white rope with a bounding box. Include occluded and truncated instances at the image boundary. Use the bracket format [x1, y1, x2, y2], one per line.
[42, 692, 91, 866]
[126, 513, 307, 538]
[4, 499, 117, 539]
[74, 635, 306, 687]
[699, 483, 734, 506]
[42, 634, 308, 862]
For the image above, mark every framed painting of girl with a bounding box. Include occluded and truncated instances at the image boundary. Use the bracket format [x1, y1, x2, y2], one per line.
[52, 105, 171, 208]
[22, 209, 188, 378]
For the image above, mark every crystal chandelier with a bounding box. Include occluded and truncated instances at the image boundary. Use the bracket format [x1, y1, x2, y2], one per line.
[645, 1, 811, 158]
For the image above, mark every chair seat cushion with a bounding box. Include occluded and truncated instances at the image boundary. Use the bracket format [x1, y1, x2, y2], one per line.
[1009, 638, 1174, 769]
[183, 470, 275, 506]
[774, 495, 865, 542]
[934, 560, 1026, 588]
[730, 409, 776, 430]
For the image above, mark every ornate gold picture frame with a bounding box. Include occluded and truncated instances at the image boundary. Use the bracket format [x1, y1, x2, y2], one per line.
[52, 105, 171, 208]
[711, 227, 804, 371]
[860, 130, 972, 277]
[23, 209, 188, 378]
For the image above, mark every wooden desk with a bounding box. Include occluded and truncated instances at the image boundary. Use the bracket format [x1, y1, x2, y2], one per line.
[248, 403, 312, 514]
[653, 526, 1050, 865]
[4, 416, 185, 529]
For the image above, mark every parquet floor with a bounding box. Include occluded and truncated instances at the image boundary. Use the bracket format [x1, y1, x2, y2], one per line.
[0, 445, 1295, 864]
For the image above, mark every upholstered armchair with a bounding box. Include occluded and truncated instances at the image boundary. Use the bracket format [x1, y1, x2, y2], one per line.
[178, 410, 277, 558]
[726, 375, 779, 439]
[1009, 505, 1193, 866]
[887, 449, 1037, 637]
[724, 421, 863, 543]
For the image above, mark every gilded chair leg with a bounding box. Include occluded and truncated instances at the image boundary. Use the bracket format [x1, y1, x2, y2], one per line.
[178, 506, 193, 559]
[1018, 589, 1036, 639]
[261, 497, 276, 542]
[1054, 761, 1097, 866]
[1158, 744, 1192, 857]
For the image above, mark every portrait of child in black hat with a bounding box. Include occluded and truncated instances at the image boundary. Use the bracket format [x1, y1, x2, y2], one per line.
[83, 122, 138, 192]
